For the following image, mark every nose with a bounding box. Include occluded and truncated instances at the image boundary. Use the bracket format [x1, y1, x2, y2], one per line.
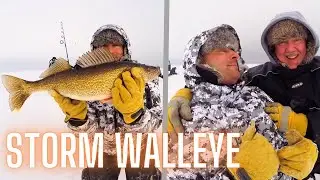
[230, 51, 240, 61]
[285, 41, 296, 52]
[104, 45, 124, 60]
[109, 47, 122, 57]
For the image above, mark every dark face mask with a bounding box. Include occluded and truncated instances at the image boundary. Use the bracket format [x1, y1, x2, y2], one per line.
[195, 56, 247, 85]
[195, 64, 219, 85]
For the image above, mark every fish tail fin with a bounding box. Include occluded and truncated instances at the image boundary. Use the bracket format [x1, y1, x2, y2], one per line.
[1, 75, 31, 111]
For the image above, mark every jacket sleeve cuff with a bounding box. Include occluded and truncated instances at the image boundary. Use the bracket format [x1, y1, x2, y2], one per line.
[227, 167, 251, 180]
[119, 108, 145, 125]
[174, 88, 192, 101]
[67, 115, 88, 127]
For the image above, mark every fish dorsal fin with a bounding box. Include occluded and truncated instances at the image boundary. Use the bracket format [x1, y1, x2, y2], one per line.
[39, 58, 72, 79]
[76, 48, 117, 68]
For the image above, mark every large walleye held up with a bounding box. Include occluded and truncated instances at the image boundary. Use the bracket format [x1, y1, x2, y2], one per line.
[1, 48, 161, 112]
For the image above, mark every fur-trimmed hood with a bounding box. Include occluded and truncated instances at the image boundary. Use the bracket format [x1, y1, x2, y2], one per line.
[261, 11, 319, 65]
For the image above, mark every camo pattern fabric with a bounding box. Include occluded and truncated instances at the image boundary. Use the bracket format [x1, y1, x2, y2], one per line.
[68, 78, 162, 155]
[67, 24, 162, 156]
[167, 82, 292, 180]
[167, 25, 292, 180]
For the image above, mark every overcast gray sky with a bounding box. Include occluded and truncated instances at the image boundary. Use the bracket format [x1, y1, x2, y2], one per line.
[169, 0, 320, 64]
[0, 0, 164, 71]
[1, 0, 320, 71]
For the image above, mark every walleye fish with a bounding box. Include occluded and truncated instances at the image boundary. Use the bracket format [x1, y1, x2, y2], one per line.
[1, 48, 161, 111]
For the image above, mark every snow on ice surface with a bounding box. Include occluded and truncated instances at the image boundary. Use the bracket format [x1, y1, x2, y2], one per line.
[0, 66, 319, 180]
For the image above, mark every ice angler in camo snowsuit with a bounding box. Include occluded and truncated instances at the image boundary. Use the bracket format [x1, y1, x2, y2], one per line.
[61, 24, 163, 180]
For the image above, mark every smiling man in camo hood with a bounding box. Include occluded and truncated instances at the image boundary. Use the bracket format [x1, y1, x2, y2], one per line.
[49, 24, 162, 180]
[167, 24, 298, 180]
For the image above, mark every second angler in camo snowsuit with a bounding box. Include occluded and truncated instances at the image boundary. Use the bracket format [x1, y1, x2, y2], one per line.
[167, 25, 293, 180]
[49, 24, 162, 180]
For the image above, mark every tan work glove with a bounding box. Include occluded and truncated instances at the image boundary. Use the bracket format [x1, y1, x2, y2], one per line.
[278, 129, 318, 179]
[264, 102, 308, 136]
[112, 67, 145, 124]
[167, 88, 192, 141]
[50, 90, 88, 122]
[228, 121, 280, 180]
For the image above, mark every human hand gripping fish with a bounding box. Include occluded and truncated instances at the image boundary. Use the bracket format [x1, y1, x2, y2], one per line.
[1, 48, 161, 112]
